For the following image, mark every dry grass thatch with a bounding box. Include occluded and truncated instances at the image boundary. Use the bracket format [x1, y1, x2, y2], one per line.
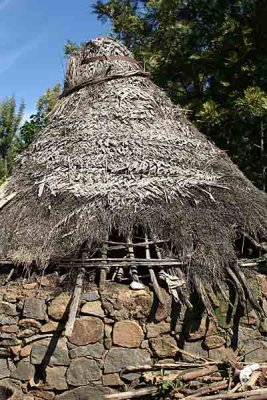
[0, 37, 266, 279]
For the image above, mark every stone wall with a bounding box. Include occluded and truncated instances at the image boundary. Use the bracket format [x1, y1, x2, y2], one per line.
[1, 275, 267, 400]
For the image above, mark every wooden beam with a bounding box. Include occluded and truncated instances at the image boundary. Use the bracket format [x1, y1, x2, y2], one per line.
[99, 240, 108, 290]
[58, 260, 185, 268]
[3, 268, 14, 285]
[64, 268, 85, 338]
[192, 388, 267, 400]
[145, 233, 165, 305]
[127, 235, 139, 282]
[0, 256, 265, 271]
[104, 387, 158, 399]
[61, 257, 182, 263]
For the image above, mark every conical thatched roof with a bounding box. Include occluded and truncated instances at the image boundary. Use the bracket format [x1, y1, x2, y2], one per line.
[0, 37, 266, 279]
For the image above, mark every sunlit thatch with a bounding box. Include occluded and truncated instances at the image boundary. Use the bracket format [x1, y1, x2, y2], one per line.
[0, 37, 266, 280]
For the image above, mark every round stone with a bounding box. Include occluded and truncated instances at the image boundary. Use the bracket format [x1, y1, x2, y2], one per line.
[113, 321, 143, 348]
[69, 317, 104, 346]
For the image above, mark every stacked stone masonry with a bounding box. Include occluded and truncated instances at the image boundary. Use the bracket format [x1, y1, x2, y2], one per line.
[0, 275, 267, 399]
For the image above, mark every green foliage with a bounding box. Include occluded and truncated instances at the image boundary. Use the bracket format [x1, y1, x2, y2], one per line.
[158, 377, 184, 398]
[64, 40, 85, 56]
[235, 86, 267, 119]
[37, 83, 61, 115]
[0, 84, 61, 184]
[18, 83, 61, 151]
[93, 0, 267, 189]
[0, 96, 25, 180]
[19, 113, 47, 149]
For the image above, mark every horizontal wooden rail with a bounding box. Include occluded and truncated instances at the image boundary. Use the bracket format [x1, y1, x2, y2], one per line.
[0, 257, 265, 269]
[61, 257, 179, 263]
[0, 259, 16, 265]
[58, 260, 184, 268]
[104, 239, 168, 250]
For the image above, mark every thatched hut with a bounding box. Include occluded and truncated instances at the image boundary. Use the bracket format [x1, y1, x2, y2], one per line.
[0, 37, 266, 310]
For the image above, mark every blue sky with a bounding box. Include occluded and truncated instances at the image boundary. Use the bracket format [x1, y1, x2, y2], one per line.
[0, 0, 109, 119]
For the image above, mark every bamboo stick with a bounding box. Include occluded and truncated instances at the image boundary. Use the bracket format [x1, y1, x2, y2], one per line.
[248, 395, 267, 400]
[185, 380, 229, 398]
[64, 268, 85, 338]
[178, 365, 219, 382]
[104, 386, 158, 399]
[194, 388, 267, 400]
[1, 257, 263, 269]
[58, 262, 184, 269]
[24, 333, 54, 345]
[61, 257, 182, 263]
[125, 361, 215, 372]
[145, 233, 165, 304]
[4, 268, 15, 285]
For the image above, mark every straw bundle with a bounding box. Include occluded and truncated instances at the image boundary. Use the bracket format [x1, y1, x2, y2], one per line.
[0, 37, 266, 280]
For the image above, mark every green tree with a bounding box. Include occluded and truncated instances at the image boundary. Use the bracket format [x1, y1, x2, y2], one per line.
[93, 0, 267, 190]
[64, 40, 84, 56]
[0, 96, 24, 181]
[19, 83, 61, 150]
[37, 83, 61, 115]
[19, 112, 47, 149]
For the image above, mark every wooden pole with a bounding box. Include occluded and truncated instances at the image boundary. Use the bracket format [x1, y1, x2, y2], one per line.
[127, 235, 139, 282]
[145, 233, 165, 305]
[65, 268, 85, 338]
[4, 267, 15, 285]
[177, 365, 219, 382]
[185, 380, 229, 398]
[192, 388, 267, 400]
[104, 386, 158, 399]
[125, 361, 215, 372]
[99, 239, 108, 290]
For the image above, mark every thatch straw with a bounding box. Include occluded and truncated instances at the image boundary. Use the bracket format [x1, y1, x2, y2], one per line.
[0, 37, 266, 280]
